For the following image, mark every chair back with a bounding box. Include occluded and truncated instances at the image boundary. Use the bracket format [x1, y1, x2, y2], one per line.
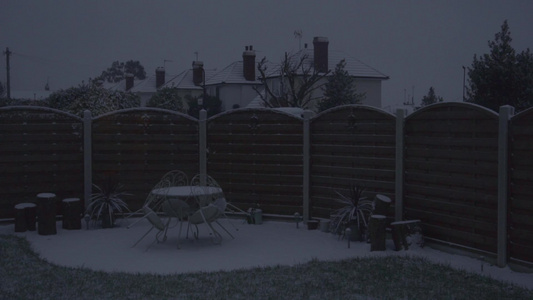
[143, 179, 171, 212]
[160, 170, 189, 187]
[191, 174, 224, 206]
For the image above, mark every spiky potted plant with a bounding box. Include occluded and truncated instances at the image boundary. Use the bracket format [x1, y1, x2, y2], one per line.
[86, 178, 130, 228]
[331, 184, 373, 241]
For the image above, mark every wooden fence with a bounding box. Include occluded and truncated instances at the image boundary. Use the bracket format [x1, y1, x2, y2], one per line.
[403, 103, 499, 254]
[0, 103, 531, 266]
[0, 107, 84, 213]
[509, 108, 533, 263]
[207, 109, 304, 215]
[92, 108, 200, 212]
[310, 106, 396, 219]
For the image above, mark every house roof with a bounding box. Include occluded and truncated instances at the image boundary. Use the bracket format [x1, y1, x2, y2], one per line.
[284, 48, 389, 79]
[206, 61, 262, 85]
[129, 75, 163, 93]
[164, 68, 217, 90]
[211, 48, 389, 85]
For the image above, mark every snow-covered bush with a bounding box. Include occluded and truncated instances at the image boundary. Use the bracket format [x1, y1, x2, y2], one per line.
[146, 87, 185, 112]
[47, 83, 140, 116]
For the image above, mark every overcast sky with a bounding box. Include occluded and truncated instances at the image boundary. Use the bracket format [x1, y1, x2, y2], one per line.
[2, 1, 532, 108]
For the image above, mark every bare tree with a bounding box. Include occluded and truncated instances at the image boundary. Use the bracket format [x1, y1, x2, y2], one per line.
[254, 52, 329, 109]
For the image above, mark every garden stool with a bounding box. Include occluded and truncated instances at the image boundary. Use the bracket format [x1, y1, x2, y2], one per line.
[14, 203, 37, 232]
[373, 194, 392, 216]
[62, 198, 82, 230]
[37, 192, 57, 235]
[369, 215, 387, 251]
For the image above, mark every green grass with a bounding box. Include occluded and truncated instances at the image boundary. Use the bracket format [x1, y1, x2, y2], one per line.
[1, 234, 532, 300]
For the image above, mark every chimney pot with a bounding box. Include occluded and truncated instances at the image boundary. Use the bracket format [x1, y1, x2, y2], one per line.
[156, 67, 165, 88]
[125, 73, 134, 91]
[313, 36, 329, 73]
[192, 61, 204, 86]
[243, 45, 256, 81]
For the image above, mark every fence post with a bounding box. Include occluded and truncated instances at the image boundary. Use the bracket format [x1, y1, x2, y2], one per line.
[199, 109, 207, 185]
[83, 110, 92, 211]
[302, 110, 313, 223]
[497, 105, 514, 268]
[395, 109, 405, 222]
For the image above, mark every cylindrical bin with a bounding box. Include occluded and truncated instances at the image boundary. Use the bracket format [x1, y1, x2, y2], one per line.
[37, 193, 57, 235]
[319, 219, 330, 232]
[14, 203, 37, 232]
[252, 209, 262, 225]
[62, 198, 82, 230]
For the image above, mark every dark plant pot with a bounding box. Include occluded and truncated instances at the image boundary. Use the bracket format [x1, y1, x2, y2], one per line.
[329, 214, 342, 234]
[101, 210, 115, 228]
[307, 219, 319, 230]
[348, 224, 363, 241]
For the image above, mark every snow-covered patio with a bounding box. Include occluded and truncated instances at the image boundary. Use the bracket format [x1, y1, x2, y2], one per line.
[1, 218, 532, 290]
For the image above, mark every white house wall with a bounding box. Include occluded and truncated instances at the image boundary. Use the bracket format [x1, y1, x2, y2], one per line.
[354, 78, 382, 108]
[217, 85, 260, 110]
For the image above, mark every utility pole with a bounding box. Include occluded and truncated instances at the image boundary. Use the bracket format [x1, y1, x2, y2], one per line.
[462, 66, 466, 101]
[4, 47, 11, 99]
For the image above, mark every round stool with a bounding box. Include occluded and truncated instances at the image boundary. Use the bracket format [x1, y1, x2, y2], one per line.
[37, 193, 57, 235]
[62, 198, 82, 230]
[14, 203, 37, 232]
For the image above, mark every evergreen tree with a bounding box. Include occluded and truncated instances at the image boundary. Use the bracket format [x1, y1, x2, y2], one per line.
[318, 59, 365, 112]
[146, 87, 185, 112]
[420, 87, 444, 107]
[467, 20, 533, 112]
[96, 60, 147, 83]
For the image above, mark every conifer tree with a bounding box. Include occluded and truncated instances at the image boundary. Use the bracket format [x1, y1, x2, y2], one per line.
[318, 59, 365, 112]
[467, 20, 533, 111]
[420, 87, 443, 107]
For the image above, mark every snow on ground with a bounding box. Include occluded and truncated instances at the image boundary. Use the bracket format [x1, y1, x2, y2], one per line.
[1, 219, 532, 289]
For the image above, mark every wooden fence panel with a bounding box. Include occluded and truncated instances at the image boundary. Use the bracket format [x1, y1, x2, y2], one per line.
[207, 109, 304, 215]
[0, 107, 84, 218]
[92, 108, 199, 212]
[509, 107, 533, 263]
[404, 103, 499, 253]
[310, 106, 396, 219]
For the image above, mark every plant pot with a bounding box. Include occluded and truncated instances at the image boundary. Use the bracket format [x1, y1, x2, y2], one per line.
[101, 210, 115, 228]
[319, 219, 330, 232]
[347, 224, 363, 241]
[307, 219, 319, 230]
[329, 214, 342, 234]
[247, 208, 262, 225]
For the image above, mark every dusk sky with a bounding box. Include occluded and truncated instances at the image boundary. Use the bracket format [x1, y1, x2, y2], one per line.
[2, 1, 532, 109]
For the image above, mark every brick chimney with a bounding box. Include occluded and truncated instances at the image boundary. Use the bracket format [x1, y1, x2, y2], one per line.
[192, 61, 204, 86]
[313, 37, 329, 73]
[125, 73, 134, 91]
[155, 67, 165, 88]
[243, 45, 256, 81]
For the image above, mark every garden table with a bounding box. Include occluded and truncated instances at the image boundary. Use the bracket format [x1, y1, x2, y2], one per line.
[151, 186, 223, 208]
[151, 185, 225, 244]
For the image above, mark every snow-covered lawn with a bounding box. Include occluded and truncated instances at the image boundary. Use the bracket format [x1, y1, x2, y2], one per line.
[1, 218, 532, 290]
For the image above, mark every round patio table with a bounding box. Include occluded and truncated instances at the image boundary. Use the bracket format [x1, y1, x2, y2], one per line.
[150, 186, 222, 199]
